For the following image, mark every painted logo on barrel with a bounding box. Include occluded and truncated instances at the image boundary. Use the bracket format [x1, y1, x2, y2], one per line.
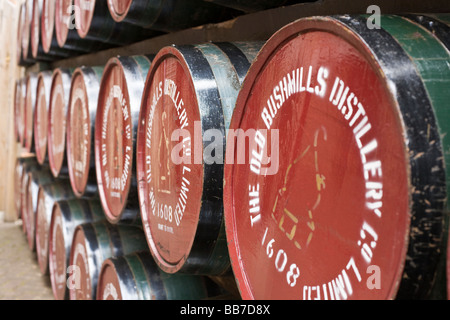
[35, 78, 48, 164]
[139, 56, 203, 271]
[49, 74, 67, 175]
[98, 65, 133, 219]
[226, 30, 409, 299]
[68, 73, 90, 196]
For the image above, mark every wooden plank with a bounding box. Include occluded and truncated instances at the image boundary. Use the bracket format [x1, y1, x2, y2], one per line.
[0, 0, 24, 222]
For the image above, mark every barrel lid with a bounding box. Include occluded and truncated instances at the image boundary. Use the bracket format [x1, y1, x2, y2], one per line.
[97, 259, 123, 300]
[95, 56, 149, 223]
[41, 0, 55, 54]
[21, 0, 33, 60]
[223, 16, 417, 299]
[69, 226, 93, 300]
[74, 0, 95, 39]
[24, 73, 38, 153]
[48, 68, 72, 178]
[55, 0, 74, 47]
[36, 185, 50, 275]
[49, 201, 68, 300]
[30, 0, 41, 59]
[34, 71, 53, 165]
[137, 46, 204, 273]
[67, 68, 93, 198]
[107, 0, 133, 22]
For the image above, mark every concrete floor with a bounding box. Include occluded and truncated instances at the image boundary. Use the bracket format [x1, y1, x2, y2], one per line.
[0, 220, 54, 300]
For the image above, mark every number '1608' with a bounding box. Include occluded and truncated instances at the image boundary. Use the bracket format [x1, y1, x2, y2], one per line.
[261, 227, 300, 288]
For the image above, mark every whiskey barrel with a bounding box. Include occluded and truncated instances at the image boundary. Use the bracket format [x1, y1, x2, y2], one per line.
[136, 42, 263, 275]
[54, 0, 111, 53]
[41, 0, 74, 58]
[73, 0, 159, 45]
[95, 55, 152, 224]
[14, 78, 26, 143]
[48, 68, 73, 178]
[34, 71, 53, 165]
[35, 179, 75, 275]
[20, 160, 42, 234]
[402, 13, 450, 301]
[49, 198, 105, 300]
[67, 66, 103, 198]
[106, 0, 238, 32]
[69, 221, 149, 300]
[14, 156, 38, 220]
[223, 15, 448, 300]
[203, 0, 290, 13]
[24, 72, 38, 153]
[96, 251, 211, 300]
[31, 0, 65, 61]
[24, 168, 54, 251]
[17, 3, 32, 66]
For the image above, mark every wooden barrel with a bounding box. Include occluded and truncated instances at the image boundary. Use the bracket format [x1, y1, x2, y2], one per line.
[14, 78, 25, 143]
[95, 55, 152, 224]
[106, 0, 238, 32]
[69, 221, 149, 300]
[41, 0, 74, 58]
[96, 251, 212, 300]
[24, 168, 54, 251]
[17, 3, 31, 66]
[34, 71, 53, 165]
[36, 179, 75, 275]
[24, 72, 38, 153]
[136, 42, 262, 275]
[73, 0, 159, 45]
[48, 68, 73, 178]
[402, 13, 450, 301]
[31, 0, 64, 61]
[54, 0, 111, 53]
[23, 0, 53, 63]
[223, 15, 449, 300]
[203, 0, 291, 13]
[14, 156, 39, 220]
[67, 66, 103, 198]
[20, 159, 42, 234]
[49, 198, 105, 300]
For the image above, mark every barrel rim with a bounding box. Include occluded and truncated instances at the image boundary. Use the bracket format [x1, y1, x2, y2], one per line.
[96, 257, 123, 300]
[94, 56, 144, 224]
[47, 68, 72, 178]
[106, 0, 133, 23]
[35, 184, 49, 275]
[41, 0, 55, 53]
[34, 71, 53, 165]
[223, 15, 415, 300]
[73, 0, 94, 39]
[54, 0, 70, 48]
[66, 67, 93, 198]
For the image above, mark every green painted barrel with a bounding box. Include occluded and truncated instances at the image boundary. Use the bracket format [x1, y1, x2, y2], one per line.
[49, 198, 105, 300]
[400, 13, 450, 300]
[96, 251, 212, 300]
[36, 179, 75, 275]
[69, 221, 149, 300]
[375, 14, 450, 300]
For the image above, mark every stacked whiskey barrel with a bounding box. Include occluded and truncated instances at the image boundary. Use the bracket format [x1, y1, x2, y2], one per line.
[13, 0, 450, 301]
